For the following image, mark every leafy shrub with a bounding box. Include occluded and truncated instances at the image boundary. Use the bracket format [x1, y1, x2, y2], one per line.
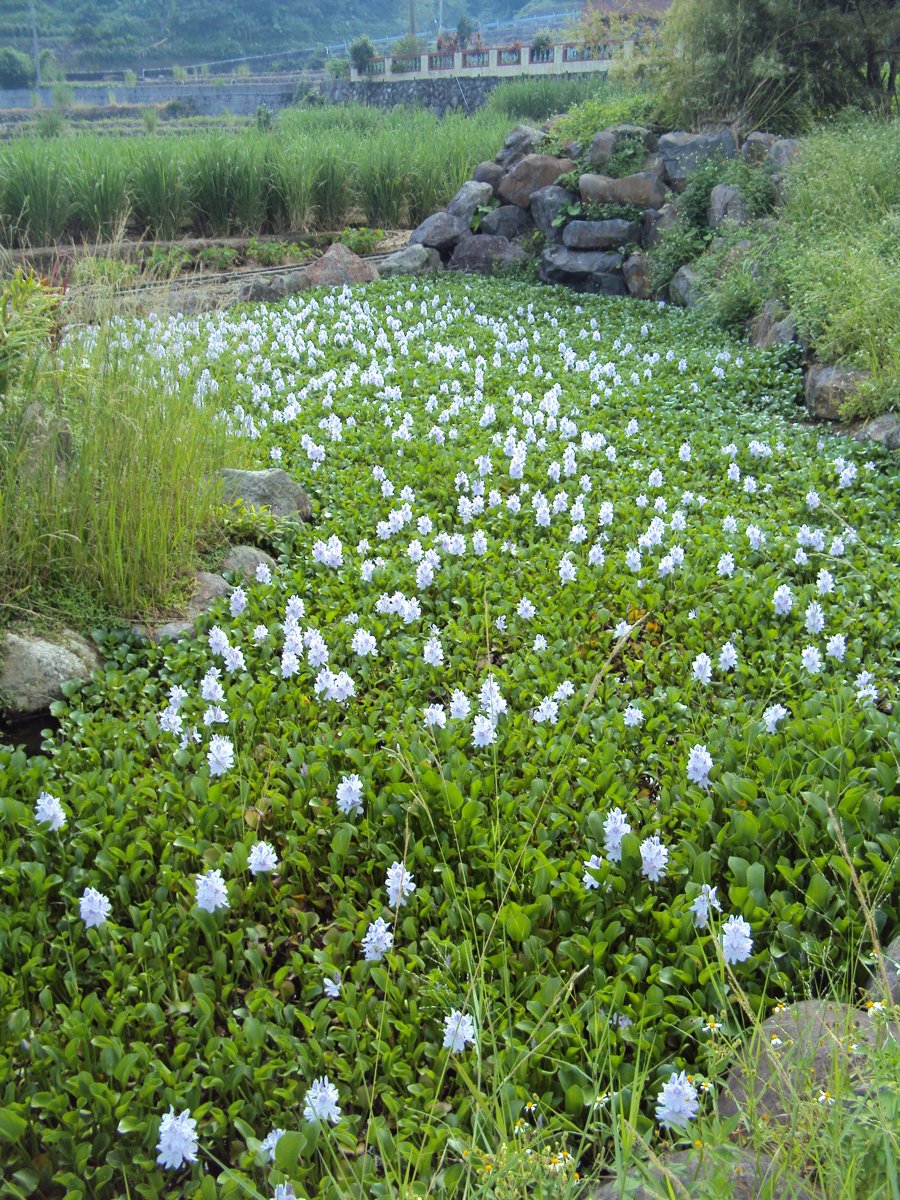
[144, 245, 191, 276]
[349, 35, 376, 73]
[646, 216, 708, 290]
[196, 246, 240, 270]
[325, 58, 350, 81]
[543, 86, 657, 155]
[35, 109, 66, 140]
[0, 46, 35, 89]
[677, 156, 775, 231]
[604, 135, 648, 178]
[339, 226, 383, 255]
[245, 237, 310, 266]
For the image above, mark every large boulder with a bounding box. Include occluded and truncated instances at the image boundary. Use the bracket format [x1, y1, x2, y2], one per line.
[623, 252, 654, 299]
[409, 211, 470, 253]
[303, 242, 378, 288]
[708, 182, 750, 228]
[562, 218, 639, 250]
[538, 246, 625, 294]
[134, 571, 229, 645]
[579, 171, 667, 210]
[658, 129, 737, 191]
[751, 300, 799, 350]
[218, 467, 312, 520]
[0, 629, 101, 716]
[472, 161, 506, 195]
[669, 264, 701, 307]
[378, 244, 442, 278]
[479, 204, 532, 240]
[498, 155, 577, 208]
[495, 124, 544, 169]
[529, 185, 576, 242]
[767, 137, 803, 202]
[592, 1147, 819, 1200]
[586, 130, 617, 167]
[804, 364, 870, 421]
[642, 201, 678, 247]
[852, 414, 900, 452]
[448, 234, 527, 276]
[718, 1000, 884, 1122]
[219, 544, 277, 579]
[446, 180, 495, 226]
[742, 130, 777, 163]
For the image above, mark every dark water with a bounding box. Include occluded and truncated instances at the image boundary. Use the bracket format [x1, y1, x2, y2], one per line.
[0, 710, 59, 757]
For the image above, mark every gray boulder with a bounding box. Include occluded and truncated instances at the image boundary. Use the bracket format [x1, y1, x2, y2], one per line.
[529, 185, 576, 241]
[708, 182, 750, 227]
[479, 204, 531, 240]
[134, 571, 229, 645]
[579, 171, 667, 210]
[804, 364, 870, 421]
[302, 243, 378, 288]
[378, 244, 442, 278]
[751, 300, 799, 349]
[623, 252, 654, 299]
[592, 1146, 820, 1200]
[409, 211, 470, 253]
[218, 467, 312, 520]
[587, 130, 617, 167]
[472, 161, 506, 195]
[495, 124, 544, 169]
[498, 155, 577, 209]
[219, 544, 277, 579]
[742, 130, 777, 163]
[0, 629, 101, 716]
[538, 246, 625, 294]
[718, 1000, 884, 1122]
[448, 234, 527, 276]
[446, 180, 495, 226]
[768, 138, 803, 202]
[562, 218, 638, 250]
[852, 414, 900, 452]
[642, 201, 679, 247]
[669, 264, 701, 307]
[658, 129, 737, 191]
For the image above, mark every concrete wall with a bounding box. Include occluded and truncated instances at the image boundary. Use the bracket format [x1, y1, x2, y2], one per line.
[0, 80, 297, 115]
[321, 72, 610, 116]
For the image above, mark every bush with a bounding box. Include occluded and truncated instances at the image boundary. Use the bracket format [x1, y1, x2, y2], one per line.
[326, 57, 350, 80]
[349, 36, 376, 74]
[542, 85, 657, 154]
[0, 46, 35, 89]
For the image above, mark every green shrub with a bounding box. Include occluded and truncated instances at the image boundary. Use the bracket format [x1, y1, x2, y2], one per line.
[35, 109, 66, 140]
[646, 216, 708, 290]
[604, 134, 648, 179]
[349, 35, 376, 73]
[339, 226, 383, 255]
[542, 85, 657, 155]
[0, 46, 35, 89]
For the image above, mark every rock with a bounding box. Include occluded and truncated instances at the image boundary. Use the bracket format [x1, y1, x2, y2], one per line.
[495, 124, 544, 169]
[658, 129, 737, 191]
[669, 265, 701, 307]
[479, 205, 532, 240]
[472, 161, 506, 195]
[767, 138, 803, 201]
[218, 467, 312, 520]
[642, 201, 678, 247]
[804, 364, 870, 421]
[592, 1147, 819, 1200]
[134, 571, 229, 644]
[538, 246, 625, 294]
[587, 130, 617, 166]
[623, 252, 654, 299]
[742, 130, 777, 163]
[852, 414, 900, 452]
[529, 185, 576, 241]
[607, 123, 659, 152]
[642, 153, 667, 180]
[751, 300, 799, 349]
[302, 242, 378, 288]
[446, 180, 495, 226]
[579, 171, 668, 210]
[498, 155, 577, 209]
[219, 544, 277, 578]
[448, 234, 527, 276]
[409, 211, 470, 253]
[718, 1000, 884, 1121]
[868, 935, 900, 1003]
[0, 629, 102, 716]
[378, 244, 442, 278]
[562, 218, 639, 250]
[708, 183, 750, 227]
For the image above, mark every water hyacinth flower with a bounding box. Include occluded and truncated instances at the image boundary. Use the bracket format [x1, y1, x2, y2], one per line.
[442, 1009, 476, 1053]
[195, 869, 229, 913]
[623, 704, 643, 728]
[721, 914, 754, 963]
[79, 887, 111, 928]
[35, 791, 66, 831]
[689, 883, 722, 929]
[582, 853, 604, 890]
[336, 774, 364, 816]
[156, 1107, 199, 1170]
[773, 585, 794, 616]
[640, 835, 669, 882]
[449, 690, 471, 719]
[247, 841, 278, 875]
[801, 646, 823, 676]
[385, 861, 416, 908]
[361, 917, 393, 961]
[686, 744, 713, 789]
[603, 808, 631, 862]
[303, 1075, 341, 1124]
[692, 653, 712, 685]
[260, 1127, 285, 1162]
[763, 704, 788, 734]
[654, 1071, 698, 1130]
[207, 735, 235, 777]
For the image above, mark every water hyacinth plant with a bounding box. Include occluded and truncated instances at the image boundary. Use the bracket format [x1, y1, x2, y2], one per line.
[0, 275, 897, 1199]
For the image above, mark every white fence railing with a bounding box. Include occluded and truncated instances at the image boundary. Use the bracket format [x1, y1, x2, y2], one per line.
[350, 40, 633, 82]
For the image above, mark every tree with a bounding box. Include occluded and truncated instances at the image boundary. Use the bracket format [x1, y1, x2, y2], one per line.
[651, 0, 899, 131]
[0, 47, 36, 88]
[349, 35, 376, 73]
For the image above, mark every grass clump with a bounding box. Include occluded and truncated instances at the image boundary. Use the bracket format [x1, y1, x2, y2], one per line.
[543, 84, 657, 154]
[487, 76, 614, 122]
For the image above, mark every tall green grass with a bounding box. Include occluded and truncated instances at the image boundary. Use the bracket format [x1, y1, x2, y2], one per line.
[487, 75, 612, 122]
[0, 106, 513, 245]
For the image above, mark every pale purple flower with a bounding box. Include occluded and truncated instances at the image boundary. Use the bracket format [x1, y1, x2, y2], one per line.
[207, 735, 235, 777]
[35, 791, 66, 831]
[195, 868, 229, 913]
[692, 653, 713, 686]
[603, 807, 631, 862]
[686, 744, 713, 789]
[582, 853, 604, 890]
[690, 883, 722, 929]
[721, 914, 754, 963]
[385, 861, 416, 908]
[303, 1076, 341, 1124]
[79, 887, 111, 928]
[248, 841, 278, 875]
[442, 1009, 476, 1053]
[655, 1072, 698, 1130]
[640, 835, 669, 882]
[336, 774, 364, 816]
[361, 917, 393, 961]
[773, 585, 793, 616]
[156, 1107, 198, 1170]
[763, 704, 788, 733]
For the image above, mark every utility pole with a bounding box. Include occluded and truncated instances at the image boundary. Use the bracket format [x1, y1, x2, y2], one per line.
[28, 0, 41, 86]
[409, 0, 416, 39]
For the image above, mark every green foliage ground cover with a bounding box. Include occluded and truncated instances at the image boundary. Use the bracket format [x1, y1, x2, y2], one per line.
[0, 106, 510, 245]
[0, 275, 898, 1198]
